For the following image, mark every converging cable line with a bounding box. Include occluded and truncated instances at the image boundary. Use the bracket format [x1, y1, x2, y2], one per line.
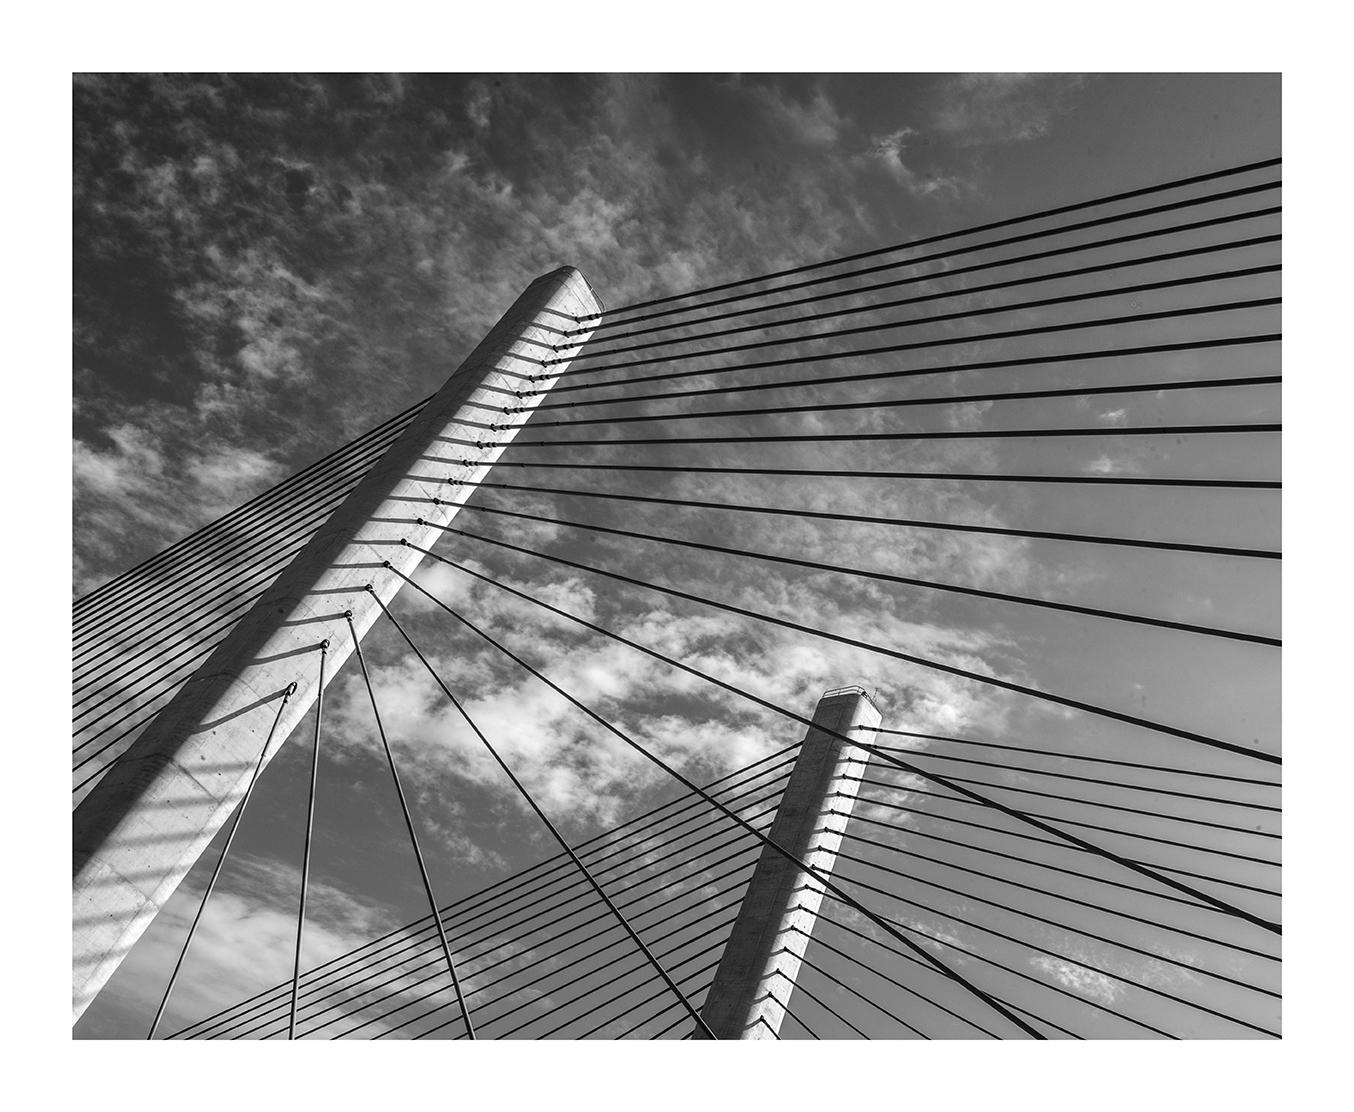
[404, 533, 1279, 765]
[438, 499, 1279, 645]
[388, 540, 1279, 933]
[508, 374, 1281, 433]
[440, 480, 1282, 561]
[367, 592, 717, 1039]
[458, 458, 1280, 490]
[545, 296, 1280, 389]
[574, 159, 1279, 325]
[385, 563, 1050, 1039]
[168, 752, 800, 1039]
[388, 559, 1275, 1036]
[147, 684, 296, 1039]
[344, 612, 476, 1039]
[548, 264, 1280, 374]
[574, 213, 1278, 350]
[526, 334, 1277, 412]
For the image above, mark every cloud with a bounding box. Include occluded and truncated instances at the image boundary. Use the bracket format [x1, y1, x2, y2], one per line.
[867, 128, 967, 199]
[931, 74, 1087, 147]
[1031, 953, 1123, 1005]
[742, 82, 846, 148]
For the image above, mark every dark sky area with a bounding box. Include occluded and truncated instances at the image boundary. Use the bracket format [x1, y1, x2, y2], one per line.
[72, 73, 1281, 1040]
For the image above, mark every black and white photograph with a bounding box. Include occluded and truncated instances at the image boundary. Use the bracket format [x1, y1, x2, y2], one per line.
[37, 19, 1344, 1099]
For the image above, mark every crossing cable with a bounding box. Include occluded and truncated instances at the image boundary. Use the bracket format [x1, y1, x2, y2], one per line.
[373, 876, 755, 1041]
[386, 565, 1050, 1040]
[429, 933, 737, 1041]
[812, 896, 1176, 1039]
[828, 860, 1278, 1037]
[344, 612, 476, 1040]
[77, 556, 301, 683]
[321, 850, 762, 1041]
[73, 428, 404, 638]
[833, 820, 1278, 951]
[487, 932, 735, 1041]
[74, 397, 429, 616]
[851, 772, 1280, 840]
[861, 747, 1279, 813]
[846, 806, 1278, 899]
[290, 640, 328, 1042]
[438, 500, 1278, 646]
[455, 929, 726, 1041]
[146, 683, 296, 1040]
[533, 301, 1278, 399]
[606, 966, 732, 1041]
[184, 768, 793, 1040]
[575, 211, 1280, 350]
[397, 544, 1280, 931]
[456, 458, 1281, 491]
[74, 448, 392, 656]
[833, 825, 1277, 969]
[547, 264, 1280, 376]
[871, 735, 1281, 789]
[168, 751, 798, 1040]
[532, 943, 733, 1042]
[196, 828, 773, 1040]
[440, 483, 1280, 561]
[403, 535, 1280, 765]
[855, 787, 1278, 868]
[791, 923, 1080, 1040]
[369, 593, 718, 1039]
[522, 334, 1277, 413]
[506, 374, 1281, 435]
[74, 430, 404, 650]
[233, 831, 767, 1038]
[832, 840, 1275, 1000]
[74, 598, 288, 722]
[332, 877, 751, 1041]
[572, 160, 1280, 326]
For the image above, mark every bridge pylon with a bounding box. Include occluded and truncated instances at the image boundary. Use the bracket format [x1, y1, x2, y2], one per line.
[697, 686, 882, 1038]
[72, 266, 602, 1023]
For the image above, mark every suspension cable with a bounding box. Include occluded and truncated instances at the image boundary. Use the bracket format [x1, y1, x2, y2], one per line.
[457, 458, 1280, 490]
[396, 544, 1279, 931]
[387, 563, 1048, 1040]
[289, 640, 327, 1041]
[832, 822, 1278, 952]
[74, 395, 429, 613]
[870, 734, 1280, 788]
[344, 612, 476, 1039]
[404, 535, 1279, 764]
[146, 684, 296, 1039]
[370, 593, 717, 1039]
[169, 752, 796, 1039]
[577, 161, 1279, 325]
[851, 772, 1279, 839]
[441, 483, 1279, 561]
[550, 265, 1279, 376]
[526, 334, 1277, 412]
[443, 500, 1278, 646]
[832, 825, 1275, 968]
[579, 216, 1278, 350]
[541, 298, 1278, 395]
[509, 374, 1280, 434]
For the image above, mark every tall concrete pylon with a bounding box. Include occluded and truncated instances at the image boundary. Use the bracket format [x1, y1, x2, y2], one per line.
[698, 686, 881, 1039]
[72, 267, 602, 1023]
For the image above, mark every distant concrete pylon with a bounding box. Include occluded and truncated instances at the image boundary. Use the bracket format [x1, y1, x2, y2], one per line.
[72, 267, 602, 1023]
[698, 686, 881, 1039]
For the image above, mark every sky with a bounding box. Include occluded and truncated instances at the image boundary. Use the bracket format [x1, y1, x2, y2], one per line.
[72, 73, 1281, 1040]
